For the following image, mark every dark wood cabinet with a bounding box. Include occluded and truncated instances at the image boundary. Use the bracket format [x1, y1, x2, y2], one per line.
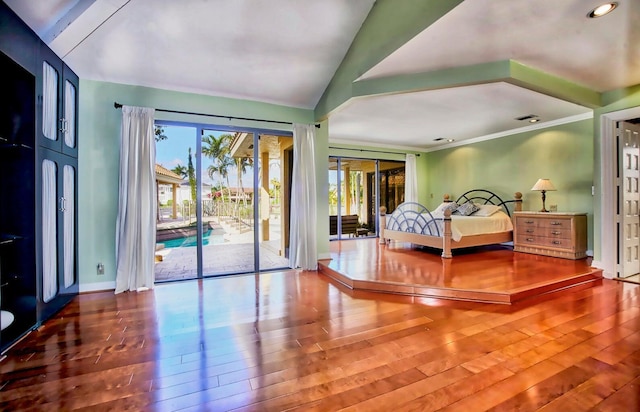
[1, 2, 79, 355]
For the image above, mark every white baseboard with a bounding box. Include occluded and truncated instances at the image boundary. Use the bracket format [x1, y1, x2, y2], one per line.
[80, 281, 116, 293]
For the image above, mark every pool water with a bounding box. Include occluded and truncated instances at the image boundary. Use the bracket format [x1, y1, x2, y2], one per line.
[161, 229, 224, 249]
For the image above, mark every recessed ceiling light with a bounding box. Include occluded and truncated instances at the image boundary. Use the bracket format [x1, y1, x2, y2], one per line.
[515, 114, 539, 122]
[529, 118, 540, 123]
[587, 2, 618, 18]
[447, 139, 455, 143]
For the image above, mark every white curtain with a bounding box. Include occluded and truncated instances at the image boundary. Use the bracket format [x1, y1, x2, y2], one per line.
[42, 62, 57, 141]
[42, 159, 57, 303]
[64, 80, 76, 149]
[289, 124, 318, 270]
[405, 153, 418, 204]
[115, 106, 156, 294]
[63, 165, 75, 288]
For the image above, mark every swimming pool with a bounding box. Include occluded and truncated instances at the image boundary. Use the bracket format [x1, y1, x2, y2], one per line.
[161, 229, 224, 248]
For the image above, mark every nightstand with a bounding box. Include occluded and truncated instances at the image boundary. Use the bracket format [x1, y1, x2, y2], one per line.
[513, 212, 588, 260]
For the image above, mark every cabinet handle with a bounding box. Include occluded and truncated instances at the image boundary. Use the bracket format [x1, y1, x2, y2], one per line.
[550, 221, 562, 226]
[59, 197, 66, 212]
[59, 118, 68, 134]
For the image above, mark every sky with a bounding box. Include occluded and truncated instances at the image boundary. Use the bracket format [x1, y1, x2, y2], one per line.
[155, 125, 249, 187]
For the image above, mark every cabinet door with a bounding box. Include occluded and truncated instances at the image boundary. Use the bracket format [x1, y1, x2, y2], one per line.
[37, 45, 62, 152]
[37, 149, 78, 324]
[36, 43, 79, 158]
[61, 66, 79, 157]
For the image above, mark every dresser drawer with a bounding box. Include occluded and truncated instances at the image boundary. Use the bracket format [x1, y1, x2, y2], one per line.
[518, 226, 571, 239]
[513, 212, 588, 260]
[516, 216, 572, 230]
[516, 234, 574, 249]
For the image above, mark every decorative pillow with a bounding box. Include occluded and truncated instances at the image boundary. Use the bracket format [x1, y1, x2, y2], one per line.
[454, 201, 479, 216]
[433, 202, 458, 215]
[473, 204, 502, 217]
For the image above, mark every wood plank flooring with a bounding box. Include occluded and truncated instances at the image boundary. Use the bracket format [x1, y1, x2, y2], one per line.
[319, 239, 603, 304]
[1, 258, 638, 410]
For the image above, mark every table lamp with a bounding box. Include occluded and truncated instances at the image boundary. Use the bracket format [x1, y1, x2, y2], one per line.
[531, 178, 556, 212]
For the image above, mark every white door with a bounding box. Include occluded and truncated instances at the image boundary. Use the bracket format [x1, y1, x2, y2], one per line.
[619, 121, 640, 278]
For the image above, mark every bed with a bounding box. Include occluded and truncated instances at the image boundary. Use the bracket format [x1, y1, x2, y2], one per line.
[379, 190, 522, 258]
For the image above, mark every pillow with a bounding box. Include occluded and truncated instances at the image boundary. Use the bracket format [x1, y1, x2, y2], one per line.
[433, 201, 458, 215]
[454, 201, 479, 216]
[473, 204, 502, 217]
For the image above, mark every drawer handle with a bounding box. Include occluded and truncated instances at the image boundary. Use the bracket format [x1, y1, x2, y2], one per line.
[551, 231, 562, 235]
[550, 222, 563, 226]
[524, 220, 534, 224]
[526, 238, 535, 242]
[526, 229, 534, 233]
[552, 241, 562, 245]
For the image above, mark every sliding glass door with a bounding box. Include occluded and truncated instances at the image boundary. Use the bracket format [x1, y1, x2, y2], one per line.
[329, 157, 405, 240]
[154, 122, 291, 282]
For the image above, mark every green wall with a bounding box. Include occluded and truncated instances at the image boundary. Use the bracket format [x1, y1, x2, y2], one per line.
[424, 119, 595, 250]
[78, 80, 319, 289]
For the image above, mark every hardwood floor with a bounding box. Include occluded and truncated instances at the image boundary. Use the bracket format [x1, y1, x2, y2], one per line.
[320, 239, 603, 304]
[1, 251, 639, 410]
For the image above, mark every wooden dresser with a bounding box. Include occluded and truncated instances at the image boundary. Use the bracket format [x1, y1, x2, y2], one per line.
[513, 212, 588, 260]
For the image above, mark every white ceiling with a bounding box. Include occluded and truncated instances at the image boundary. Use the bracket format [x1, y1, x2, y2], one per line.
[6, 0, 640, 151]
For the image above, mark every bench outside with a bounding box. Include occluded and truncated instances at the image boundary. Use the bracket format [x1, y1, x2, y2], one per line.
[329, 215, 359, 237]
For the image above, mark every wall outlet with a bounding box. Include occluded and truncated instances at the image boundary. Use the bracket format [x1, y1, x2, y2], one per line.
[97, 263, 104, 275]
[549, 204, 558, 212]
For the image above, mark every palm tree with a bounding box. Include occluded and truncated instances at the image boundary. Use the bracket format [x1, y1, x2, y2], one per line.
[202, 133, 234, 205]
[235, 156, 253, 210]
[171, 164, 187, 179]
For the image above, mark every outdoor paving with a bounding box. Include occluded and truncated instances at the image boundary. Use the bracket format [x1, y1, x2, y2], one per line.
[154, 215, 289, 282]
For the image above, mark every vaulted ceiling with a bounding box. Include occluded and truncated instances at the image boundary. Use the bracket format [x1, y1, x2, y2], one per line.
[6, 0, 640, 150]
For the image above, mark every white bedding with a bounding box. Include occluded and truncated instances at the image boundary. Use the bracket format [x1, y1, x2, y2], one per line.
[430, 210, 513, 242]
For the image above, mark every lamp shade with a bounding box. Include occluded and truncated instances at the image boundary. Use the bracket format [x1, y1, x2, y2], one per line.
[531, 178, 556, 191]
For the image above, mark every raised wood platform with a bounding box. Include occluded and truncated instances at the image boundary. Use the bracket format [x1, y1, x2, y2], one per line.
[318, 239, 603, 304]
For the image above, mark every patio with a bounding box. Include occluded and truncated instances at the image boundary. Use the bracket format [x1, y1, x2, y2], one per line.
[154, 214, 289, 282]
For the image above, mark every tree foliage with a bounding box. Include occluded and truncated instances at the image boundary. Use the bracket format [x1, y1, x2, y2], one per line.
[187, 147, 196, 203]
[154, 125, 168, 142]
[171, 165, 187, 178]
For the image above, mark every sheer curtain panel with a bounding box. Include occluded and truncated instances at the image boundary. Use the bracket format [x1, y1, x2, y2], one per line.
[115, 106, 156, 294]
[42, 62, 57, 140]
[405, 154, 418, 204]
[63, 165, 75, 288]
[289, 124, 318, 270]
[64, 80, 76, 148]
[42, 159, 57, 302]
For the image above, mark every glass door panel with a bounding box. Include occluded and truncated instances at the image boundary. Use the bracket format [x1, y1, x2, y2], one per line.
[201, 130, 255, 276]
[378, 161, 406, 215]
[329, 157, 379, 239]
[257, 133, 291, 271]
[154, 125, 198, 282]
[330, 157, 405, 241]
[328, 158, 340, 240]
[348, 159, 376, 238]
